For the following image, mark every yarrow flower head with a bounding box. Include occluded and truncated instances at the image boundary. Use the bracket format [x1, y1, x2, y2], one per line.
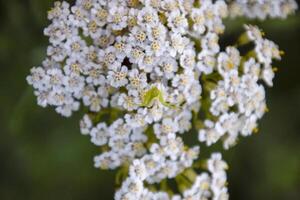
[228, 0, 298, 19]
[27, 0, 297, 199]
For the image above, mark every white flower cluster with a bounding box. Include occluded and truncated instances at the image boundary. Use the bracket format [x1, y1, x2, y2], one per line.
[27, 0, 229, 118]
[228, 0, 298, 19]
[199, 24, 282, 149]
[26, 0, 296, 199]
[115, 153, 228, 200]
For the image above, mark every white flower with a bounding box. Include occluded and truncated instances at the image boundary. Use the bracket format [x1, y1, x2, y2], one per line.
[155, 57, 178, 79]
[114, 36, 129, 59]
[80, 114, 92, 135]
[63, 73, 85, 96]
[85, 63, 105, 86]
[197, 51, 217, 74]
[146, 24, 167, 42]
[167, 10, 188, 34]
[64, 56, 86, 75]
[90, 122, 109, 146]
[109, 118, 131, 139]
[118, 93, 139, 111]
[154, 118, 179, 138]
[90, 4, 108, 27]
[27, 67, 47, 91]
[243, 58, 260, 79]
[144, 101, 164, 123]
[98, 46, 121, 70]
[46, 68, 64, 89]
[55, 100, 80, 117]
[262, 67, 275, 87]
[244, 24, 263, 41]
[191, 8, 206, 34]
[127, 69, 147, 90]
[92, 28, 115, 48]
[137, 6, 159, 27]
[202, 33, 220, 54]
[107, 66, 128, 88]
[47, 45, 67, 62]
[64, 35, 87, 57]
[82, 86, 109, 112]
[255, 39, 281, 66]
[170, 33, 190, 57]
[94, 151, 121, 169]
[47, 1, 70, 20]
[217, 47, 240, 75]
[107, 6, 128, 30]
[208, 152, 228, 175]
[180, 49, 196, 70]
[199, 120, 223, 146]
[129, 159, 148, 181]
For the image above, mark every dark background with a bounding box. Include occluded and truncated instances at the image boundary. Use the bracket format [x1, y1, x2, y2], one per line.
[0, 0, 299, 199]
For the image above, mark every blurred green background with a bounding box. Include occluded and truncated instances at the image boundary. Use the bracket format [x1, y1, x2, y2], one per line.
[0, 0, 299, 199]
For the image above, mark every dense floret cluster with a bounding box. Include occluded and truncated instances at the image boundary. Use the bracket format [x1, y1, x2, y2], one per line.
[228, 0, 298, 19]
[27, 0, 297, 199]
